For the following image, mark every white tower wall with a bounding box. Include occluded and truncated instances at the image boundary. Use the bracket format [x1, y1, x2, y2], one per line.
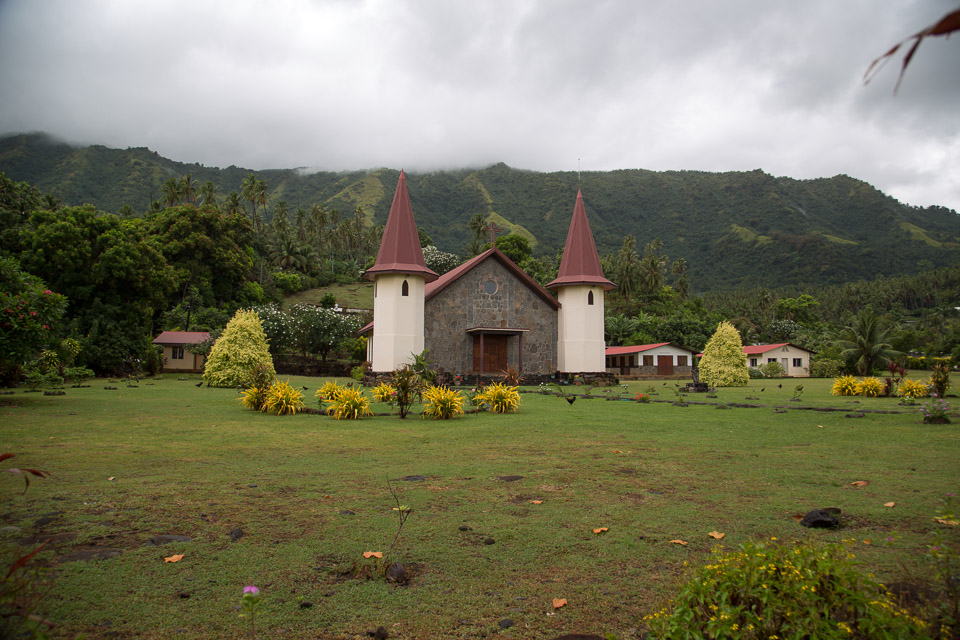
[371, 274, 425, 372]
[557, 285, 606, 372]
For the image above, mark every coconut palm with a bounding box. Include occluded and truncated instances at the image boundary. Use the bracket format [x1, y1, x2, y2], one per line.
[834, 309, 902, 375]
[199, 181, 217, 208]
[180, 174, 198, 204]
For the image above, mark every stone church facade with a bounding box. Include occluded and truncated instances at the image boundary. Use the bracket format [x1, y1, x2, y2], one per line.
[362, 170, 615, 383]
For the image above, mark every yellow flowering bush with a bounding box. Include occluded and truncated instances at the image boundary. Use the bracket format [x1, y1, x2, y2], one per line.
[698, 321, 749, 387]
[326, 387, 373, 420]
[203, 309, 275, 387]
[422, 385, 465, 420]
[897, 378, 931, 399]
[831, 375, 859, 396]
[371, 382, 396, 403]
[476, 382, 521, 414]
[262, 380, 304, 416]
[855, 377, 885, 397]
[644, 539, 930, 639]
[315, 380, 345, 404]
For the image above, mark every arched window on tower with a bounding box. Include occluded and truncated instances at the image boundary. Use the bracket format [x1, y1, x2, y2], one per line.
[401, 280, 409, 297]
[587, 290, 594, 305]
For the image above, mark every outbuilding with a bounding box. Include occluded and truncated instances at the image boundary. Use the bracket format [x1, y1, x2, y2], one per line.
[152, 331, 210, 373]
[743, 343, 813, 377]
[605, 342, 696, 378]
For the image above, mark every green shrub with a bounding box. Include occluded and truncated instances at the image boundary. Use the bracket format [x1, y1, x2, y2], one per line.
[262, 380, 304, 415]
[422, 385, 465, 419]
[929, 362, 950, 398]
[699, 322, 749, 387]
[272, 271, 302, 294]
[855, 376, 885, 397]
[831, 375, 859, 396]
[203, 309, 275, 388]
[645, 538, 931, 639]
[350, 364, 366, 381]
[810, 357, 844, 378]
[63, 366, 94, 384]
[476, 382, 521, 414]
[897, 378, 931, 399]
[759, 361, 785, 378]
[319, 293, 337, 308]
[326, 387, 372, 420]
[747, 367, 764, 379]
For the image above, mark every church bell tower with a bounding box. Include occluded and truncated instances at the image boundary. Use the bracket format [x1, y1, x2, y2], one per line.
[547, 190, 616, 372]
[363, 171, 438, 372]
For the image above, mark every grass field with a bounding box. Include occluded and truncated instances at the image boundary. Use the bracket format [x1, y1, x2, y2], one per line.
[1, 375, 957, 639]
[284, 283, 374, 310]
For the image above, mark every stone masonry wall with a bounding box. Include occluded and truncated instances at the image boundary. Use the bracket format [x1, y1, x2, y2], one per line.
[424, 258, 558, 376]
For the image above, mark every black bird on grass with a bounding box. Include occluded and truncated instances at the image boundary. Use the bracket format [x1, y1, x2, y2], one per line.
[760, 388, 765, 392]
[195, 381, 203, 387]
[302, 386, 308, 391]
[565, 395, 576, 405]
[778, 383, 782, 389]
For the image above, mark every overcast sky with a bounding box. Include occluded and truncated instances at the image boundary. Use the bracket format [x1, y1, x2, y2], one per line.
[1, 0, 957, 210]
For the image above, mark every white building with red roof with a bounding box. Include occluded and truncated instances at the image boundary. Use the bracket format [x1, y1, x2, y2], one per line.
[605, 342, 696, 378]
[743, 343, 813, 377]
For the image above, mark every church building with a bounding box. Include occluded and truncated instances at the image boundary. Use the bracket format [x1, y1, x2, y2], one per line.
[361, 171, 615, 382]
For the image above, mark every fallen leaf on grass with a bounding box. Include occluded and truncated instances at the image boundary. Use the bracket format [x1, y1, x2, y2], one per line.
[850, 481, 870, 487]
[529, 500, 543, 505]
[164, 554, 184, 563]
[817, 425, 824, 429]
[707, 531, 725, 539]
[935, 518, 959, 526]
[791, 513, 805, 522]
[613, 450, 623, 453]
[883, 502, 896, 508]
[362, 551, 383, 559]
[107, 477, 116, 481]
[593, 528, 608, 534]
[669, 539, 688, 546]
[552, 598, 567, 609]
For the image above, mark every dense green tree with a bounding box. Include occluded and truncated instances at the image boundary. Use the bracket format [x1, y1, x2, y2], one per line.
[495, 234, 532, 264]
[605, 314, 637, 346]
[199, 181, 217, 209]
[0, 256, 67, 382]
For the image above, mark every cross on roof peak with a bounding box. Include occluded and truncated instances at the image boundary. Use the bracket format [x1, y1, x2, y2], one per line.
[484, 220, 505, 249]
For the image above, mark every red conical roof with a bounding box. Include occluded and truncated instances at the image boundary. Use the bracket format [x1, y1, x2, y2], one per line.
[547, 189, 615, 290]
[363, 170, 438, 282]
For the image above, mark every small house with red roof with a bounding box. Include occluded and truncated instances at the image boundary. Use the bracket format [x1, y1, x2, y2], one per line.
[152, 331, 211, 373]
[605, 343, 696, 378]
[361, 174, 615, 380]
[743, 343, 813, 377]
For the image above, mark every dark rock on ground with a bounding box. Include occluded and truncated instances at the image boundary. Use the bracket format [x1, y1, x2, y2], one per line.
[299, 601, 313, 608]
[59, 547, 123, 562]
[483, 537, 496, 545]
[551, 635, 605, 640]
[366, 627, 389, 639]
[458, 525, 472, 531]
[800, 509, 839, 528]
[402, 475, 425, 482]
[339, 510, 356, 516]
[147, 534, 193, 545]
[497, 475, 524, 482]
[228, 528, 244, 542]
[386, 562, 409, 585]
[498, 618, 514, 629]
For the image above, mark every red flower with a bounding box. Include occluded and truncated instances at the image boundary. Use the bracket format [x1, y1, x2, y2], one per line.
[43, 290, 53, 295]
[43, 324, 49, 329]
[30, 311, 37, 316]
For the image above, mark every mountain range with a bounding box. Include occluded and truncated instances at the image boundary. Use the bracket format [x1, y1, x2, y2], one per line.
[2, 132, 958, 293]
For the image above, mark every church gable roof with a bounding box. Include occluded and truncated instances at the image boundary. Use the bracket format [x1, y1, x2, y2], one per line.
[547, 189, 615, 291]
[363, 170, 438, 282]
[425, 247, 560, 309]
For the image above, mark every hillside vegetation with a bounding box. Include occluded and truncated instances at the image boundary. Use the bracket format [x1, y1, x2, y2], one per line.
[3, 132, 958, 292]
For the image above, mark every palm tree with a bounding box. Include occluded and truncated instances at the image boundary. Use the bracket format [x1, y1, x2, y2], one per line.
[162, 178, 182, 207]
[605, 314, 638, 347]
[199, 181, 217, 208]
[180, 174, 198, 204]
[834, 309, 902, 375]
[224, 192, 243, 215]
[241, 174, 258, 223]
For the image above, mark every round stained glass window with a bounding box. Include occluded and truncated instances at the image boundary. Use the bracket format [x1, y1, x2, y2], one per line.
[483, 279, 498, 294]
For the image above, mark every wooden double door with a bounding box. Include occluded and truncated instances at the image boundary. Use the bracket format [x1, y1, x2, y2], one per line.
[472, 335, 508, 373]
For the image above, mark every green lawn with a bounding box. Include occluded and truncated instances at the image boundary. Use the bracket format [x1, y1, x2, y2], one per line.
[1, 376, 957, 639]
[284, 283, 374, 310]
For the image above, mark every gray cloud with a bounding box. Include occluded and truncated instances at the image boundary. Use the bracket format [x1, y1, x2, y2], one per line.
[0, 0, 957, 210]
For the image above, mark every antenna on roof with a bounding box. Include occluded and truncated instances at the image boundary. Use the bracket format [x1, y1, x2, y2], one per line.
[578, 158, 581, 187]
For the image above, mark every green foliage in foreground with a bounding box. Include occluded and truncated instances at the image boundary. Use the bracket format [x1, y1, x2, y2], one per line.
[0, 375, 956, 639]
[646, 539, 930, 639]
